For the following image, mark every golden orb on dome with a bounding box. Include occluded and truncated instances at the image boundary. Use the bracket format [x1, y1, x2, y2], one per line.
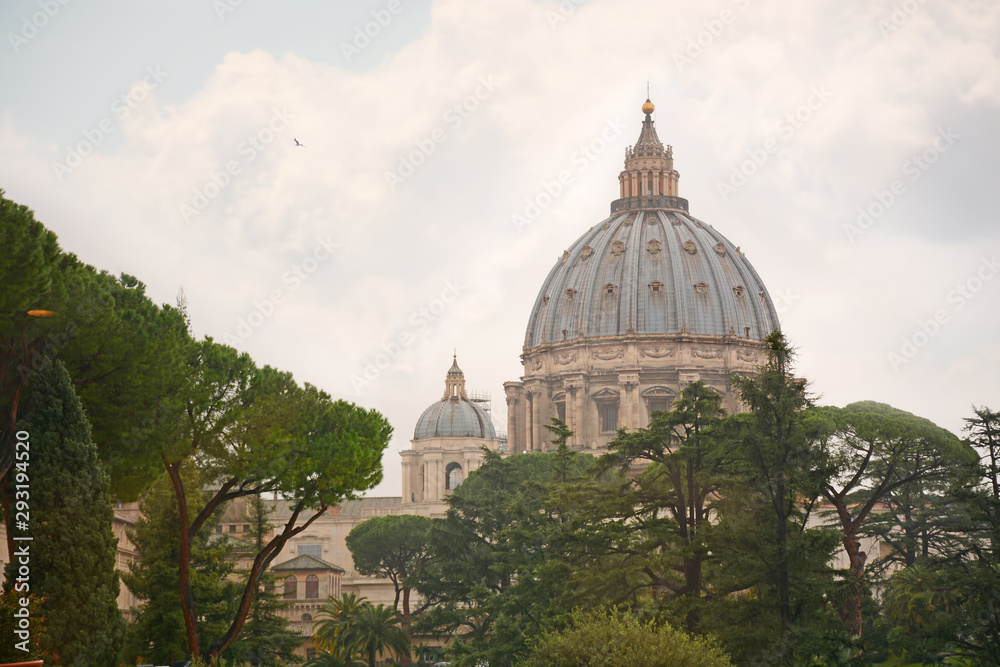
[642, 99, 655, 114]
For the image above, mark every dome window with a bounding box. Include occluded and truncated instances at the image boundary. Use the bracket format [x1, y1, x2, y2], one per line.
[445, 462, 464, 490]
[649, 281, 663, 294]
[715, 242, 726, 256]
[684, 240, 697, 254]
[733, 285, 745, 297]
[581, 246, 593, 260]
[561, 251, 570, 264]
[694, 282, 709, 295]
[565, 288, 576, 301]
[647, 239, 661, 254]
[542, 295, 550, 306]
[604, 283, 617, 296]
[611, 241, 625, 256]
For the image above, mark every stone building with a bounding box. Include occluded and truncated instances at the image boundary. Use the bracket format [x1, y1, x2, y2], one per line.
[504, 98, 780, 454]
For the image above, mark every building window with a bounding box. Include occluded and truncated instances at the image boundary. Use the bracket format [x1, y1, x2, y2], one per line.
[647, 397, 669, 416]
[302, 613, 313, 623]
[243, 524, 250, 533]
[556, 401, 566, 422]
[599, 403, 618, 432]
[215, 525, 222, 534]
[298, 544, 322, 559]
[229, 524, 237, 533]
[445, 462, 464, 490]
[283, 575, 297, 599]
[306, 574, 319, 599]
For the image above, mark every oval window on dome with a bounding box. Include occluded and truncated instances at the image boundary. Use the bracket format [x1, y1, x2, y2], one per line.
[647, 239, 661, 254]
[733, 285, 745, 297]
[565, 288, 576, 301]
[694, 282, 709, 295]
[604, 283, 617, 296]
[581, 246, 593, 260]
[649, 281, 664, 294]
[684, 240, 697, 255]
[611, 241, 625, 256]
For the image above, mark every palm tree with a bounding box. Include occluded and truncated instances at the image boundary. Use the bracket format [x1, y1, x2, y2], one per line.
[353, 602, 411, 667]
[312, 592, 368, 666]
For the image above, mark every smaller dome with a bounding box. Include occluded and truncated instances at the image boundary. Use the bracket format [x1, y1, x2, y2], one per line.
[642, 98, 655, 115]
[413, 357, 497, 440]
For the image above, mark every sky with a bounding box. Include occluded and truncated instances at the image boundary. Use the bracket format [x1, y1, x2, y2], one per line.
[1, 0, 998, 497]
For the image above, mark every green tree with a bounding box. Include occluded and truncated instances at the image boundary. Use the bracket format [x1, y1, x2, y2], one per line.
[346, 514, 435, 627]
[122, 466, 241, 665]
[352, 602, 411, 667]
[156, 339, 391, 660]
[412, 448, 599, 666]
[0, 192, 191, 501]
[313, 591, 368, 665]
[223, 493, 303, 666]
[807, 401, 973, 637]
[716, 332, 840, 664]
[518, 608, 733, 667]
[601, 382, 728, 630]
[7, 357, 125, 665]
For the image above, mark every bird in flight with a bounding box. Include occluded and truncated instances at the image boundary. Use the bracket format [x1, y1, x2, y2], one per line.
[294, 138, 305, 147]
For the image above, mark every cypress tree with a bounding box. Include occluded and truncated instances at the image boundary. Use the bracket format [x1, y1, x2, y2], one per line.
[12, 356, 125, 665]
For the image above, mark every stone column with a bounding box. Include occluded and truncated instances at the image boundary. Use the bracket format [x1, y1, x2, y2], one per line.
[504, 383, 524, 454]
[400, 453, 411, 504]
[618, 371, 640, 430]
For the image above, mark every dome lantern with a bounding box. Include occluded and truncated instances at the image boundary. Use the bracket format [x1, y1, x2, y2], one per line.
[616, 97, 684, 213]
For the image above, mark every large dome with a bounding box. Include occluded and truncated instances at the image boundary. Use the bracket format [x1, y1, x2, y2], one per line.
[523, 209, 779, 349]
[504, 98, 782, 456]
[414, 357, 496, 439]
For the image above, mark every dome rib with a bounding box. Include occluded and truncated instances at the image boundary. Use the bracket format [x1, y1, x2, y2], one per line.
[523, 209, 779, 349]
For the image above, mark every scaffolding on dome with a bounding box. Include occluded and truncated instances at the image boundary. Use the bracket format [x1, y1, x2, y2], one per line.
[468, 390, 492, 415]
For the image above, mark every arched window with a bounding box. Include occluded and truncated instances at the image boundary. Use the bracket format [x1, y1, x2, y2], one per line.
[306, 574, 319, 599]
[301, 613, 313, 623]
[283, 575, 297, 599]
[445, 462, 464, 490]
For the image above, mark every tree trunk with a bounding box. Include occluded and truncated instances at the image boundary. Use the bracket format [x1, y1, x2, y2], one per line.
[164, 459, 201, 660]
[400, 586, 412, 667]
[207, 501, 328, 659]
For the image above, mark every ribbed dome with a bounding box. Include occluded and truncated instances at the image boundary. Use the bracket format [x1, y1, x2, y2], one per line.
[413, 399, 496, 440]
[523, 209, 779, 349]
[414, 357, 497, 440]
